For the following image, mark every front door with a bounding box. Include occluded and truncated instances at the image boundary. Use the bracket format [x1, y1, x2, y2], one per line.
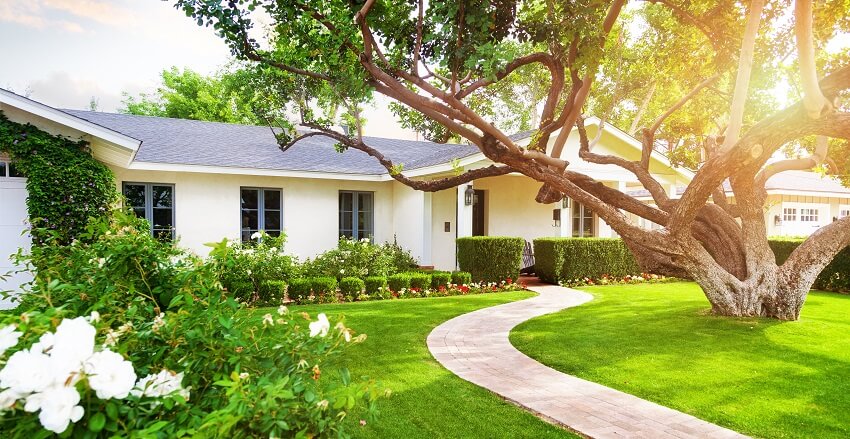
[472, 189, 485, 236]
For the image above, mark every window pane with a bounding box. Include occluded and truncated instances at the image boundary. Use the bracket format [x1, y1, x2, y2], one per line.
[152, 208, 173, 229]
[8, 163, 23, 177]
[266, 230, 281, 237]
[340, 230, 354, 239]
[241, 230, 256, 242]
[152, 186, 173, 207]
[358, 210, 372, 232]
[572, 217, 581, 237]
[264, 210, 281, 230]
[341, 210, 353, 230]
[241, 189, 258, 209]
[264, 190, 281, 210]
[241, 210, 258, 230]
[583, 215, 594, 237]
[0, 162, 6, 177]
[358, 193, 373, 211]
[132, 207, 146, 219]
[340, 192, 353, 211]
[124, 184, 146, 208]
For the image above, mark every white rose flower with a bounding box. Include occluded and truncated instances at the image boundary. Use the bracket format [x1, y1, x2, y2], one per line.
[309, 313, 330, 338]
[84, 350, 137, 400]
[152, 313, 166, 332]
[33, 385, 84, 434]
[0, 349, 54, 394]
[87, 311, 101, 323]
[0, 325, 22, 357]
[131, 370, 189, 400]
[277, 305, 288, 316]
[29, 331, 54, 354]
[50, 317, 95, 374]
[0, 388, 23, 411]
[251, 231, 263, 240]
[262, 313, 274, 327]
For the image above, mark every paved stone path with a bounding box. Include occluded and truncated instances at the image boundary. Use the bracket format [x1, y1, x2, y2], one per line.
[426, 283, 749, 439]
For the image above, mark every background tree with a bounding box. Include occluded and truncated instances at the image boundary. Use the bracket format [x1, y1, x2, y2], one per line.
[174, 0, 850, 320]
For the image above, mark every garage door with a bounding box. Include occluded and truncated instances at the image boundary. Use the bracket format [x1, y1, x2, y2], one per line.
[0, 157, 31, 309]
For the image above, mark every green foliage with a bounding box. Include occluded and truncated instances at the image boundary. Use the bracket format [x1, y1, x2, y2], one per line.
[408, 273, 432, 290]
[4, 211, 380, 437]
[310, 277, 339, 304]
[451, 271, 473, 286]
[457, 237, 524, 283]
[288, 278, 312, 304]
[363, 276, 388, 295]
[207, 232, 299, 304]
[431, 271, 452, 289]
[339, 277, 365, 301]
[533, 238, 641, 284]
[0, 111, 117, 244]
[304, 237, 417, 280]
[259, 279, 287, 305]
[387, 273, 412, 292]
[769, 238, 850, 291]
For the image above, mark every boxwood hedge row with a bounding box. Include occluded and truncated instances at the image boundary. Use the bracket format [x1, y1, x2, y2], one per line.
[533, 238, 641, 284]
[769, 238, 850, 291]
[456, 236, 524, 282]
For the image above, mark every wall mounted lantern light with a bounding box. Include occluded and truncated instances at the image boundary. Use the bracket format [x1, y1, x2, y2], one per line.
[464, 185, 475, 206]
[561, 197, 570, 209]
[774, 215, 782, 227]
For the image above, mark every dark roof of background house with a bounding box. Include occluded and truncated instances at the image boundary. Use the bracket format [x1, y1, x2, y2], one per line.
[626, 170, 850, 198]
[62, 110, 481, 175]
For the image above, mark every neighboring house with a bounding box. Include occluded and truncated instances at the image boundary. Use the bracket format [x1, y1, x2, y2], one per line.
[628, 171, 850, 237]
[0, 88, 692, 294]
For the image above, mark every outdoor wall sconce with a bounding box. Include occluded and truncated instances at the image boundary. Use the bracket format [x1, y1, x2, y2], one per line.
[774, 215, 781, 226]
[561, 197, 570, 209]
[464, 185, 474, 206]
[553, 208, 561, 227]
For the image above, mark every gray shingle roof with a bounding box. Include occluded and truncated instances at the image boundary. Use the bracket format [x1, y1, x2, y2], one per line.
[62, 110, 481, 175]
[626, 170, 850, 198]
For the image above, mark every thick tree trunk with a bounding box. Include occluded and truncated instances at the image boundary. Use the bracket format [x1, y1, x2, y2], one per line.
[694, 272, 808, 320]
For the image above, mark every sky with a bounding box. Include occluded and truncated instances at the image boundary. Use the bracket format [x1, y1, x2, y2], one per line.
[0, 0, 417, 139]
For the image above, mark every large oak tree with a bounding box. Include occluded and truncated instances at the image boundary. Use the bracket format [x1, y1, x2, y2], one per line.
[174, 0, 850, 320]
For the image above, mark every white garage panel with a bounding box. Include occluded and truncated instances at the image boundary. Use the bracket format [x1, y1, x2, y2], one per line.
[0, 173, 31, 309]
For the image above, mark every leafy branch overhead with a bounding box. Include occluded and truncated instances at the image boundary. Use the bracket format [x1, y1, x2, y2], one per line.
[175, 0, 850, 321]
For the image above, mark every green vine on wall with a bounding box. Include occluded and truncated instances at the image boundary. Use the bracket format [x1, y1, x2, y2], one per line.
[0, 111, 117, 244]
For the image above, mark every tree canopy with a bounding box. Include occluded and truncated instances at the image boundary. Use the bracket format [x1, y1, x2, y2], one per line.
[172, 0, 850, 320]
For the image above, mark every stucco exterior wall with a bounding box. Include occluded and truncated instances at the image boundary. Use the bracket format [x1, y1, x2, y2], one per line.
[473, 175, 562, 240]
[763, 194, 850, 237]
[430, 187, 457, 270]
[108, 167, 396, 259]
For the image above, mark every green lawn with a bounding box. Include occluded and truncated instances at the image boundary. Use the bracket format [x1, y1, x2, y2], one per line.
[511, 282, 850, 439]
[291, 293, 578, 438]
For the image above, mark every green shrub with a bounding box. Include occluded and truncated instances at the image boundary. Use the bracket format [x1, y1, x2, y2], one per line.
[258, 280, 287, 305]
[302, 237, 418, 279]
[451, 271, 472, 285]
[364, 276, 388, 294]
[209, 232, 300, 297]
[4, 210, 380, 437]
[409, 272, 432, 290]
[769, 238, 850, 291]
[288, 278, 312, 303]
[387, 273, 412, 291]
[431, 271, 452, 289]
[310, 277, 339, 303]
[339, 277, 365, 301]
[457, 236, 524, 282]
[229, 280, 255, 302]
[533, 238, 641, 284]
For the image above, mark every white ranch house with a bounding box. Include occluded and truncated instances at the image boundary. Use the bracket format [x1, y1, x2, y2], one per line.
[1, 88, 846, 294]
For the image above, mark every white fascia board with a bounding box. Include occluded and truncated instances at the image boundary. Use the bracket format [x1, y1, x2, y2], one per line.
[403, 153, 488, 178]
[0, 89, 141, 152]
[764, 189, 850, 198]
[129, 161, 386, 181]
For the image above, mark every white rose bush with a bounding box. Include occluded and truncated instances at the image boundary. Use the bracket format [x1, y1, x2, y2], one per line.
[1, 212, 380, 437]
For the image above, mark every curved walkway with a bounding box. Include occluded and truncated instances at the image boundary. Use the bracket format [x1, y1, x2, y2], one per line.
[427, 283, 749, 439]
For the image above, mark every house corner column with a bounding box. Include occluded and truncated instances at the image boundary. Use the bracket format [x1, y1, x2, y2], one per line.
[559, 198, 571, 237]
[422, 192, 433, 266]
[456, 183, 473, 238]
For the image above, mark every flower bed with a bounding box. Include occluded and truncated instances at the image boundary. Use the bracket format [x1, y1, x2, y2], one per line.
[559, 273, 672, 287]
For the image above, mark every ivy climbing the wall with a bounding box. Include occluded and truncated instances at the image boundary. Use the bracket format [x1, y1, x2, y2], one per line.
[0, 111, 117, 244]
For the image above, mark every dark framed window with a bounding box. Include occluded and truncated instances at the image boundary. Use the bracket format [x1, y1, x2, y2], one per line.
[241, 187, 282, 241]
[0, 158, 24, 178]
[339, 191, 374, 240]
[123, 183, 175, 240]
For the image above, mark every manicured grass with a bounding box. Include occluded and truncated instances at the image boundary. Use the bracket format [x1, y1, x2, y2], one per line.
[290, 293, 578, 438]
[511, 282, 850, 439]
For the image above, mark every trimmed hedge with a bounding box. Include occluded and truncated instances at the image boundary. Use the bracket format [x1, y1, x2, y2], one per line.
[451, 271, 472, 285]
[229, 281, 254, 302]
[288, 278, 312, 303]
[339, 277, 365, 301]
[431, 271, 452, 289]
[457, 237, 524, 282]
[364, 276, 387, 294]
[387, 273, 412, 291]
[533, 238, 641, 284]
[258, 280, 287, 304]
[769, 238, 850, 291]
[409, 272, 431, 290]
